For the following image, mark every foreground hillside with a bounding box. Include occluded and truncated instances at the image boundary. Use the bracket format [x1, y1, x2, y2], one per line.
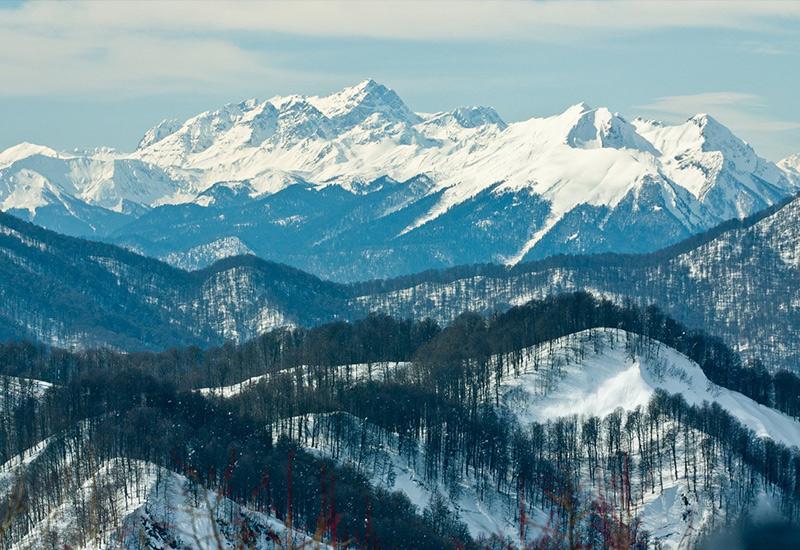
[1, 297, 798, 549]
[5, 457, 317, 549]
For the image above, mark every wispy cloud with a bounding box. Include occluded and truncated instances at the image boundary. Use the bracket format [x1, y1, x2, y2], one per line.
[0, 29, 282, 97]
[637, 92, 800, 133]
[739, 40, 800, 57]
[0, 1, 799, 97]
[4, 1, 800, 39]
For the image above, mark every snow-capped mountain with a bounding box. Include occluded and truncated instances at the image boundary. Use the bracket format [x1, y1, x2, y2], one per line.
[0, 80, 797, 279]
[779, 153, 800, 186]
[0, 143, 191, 235]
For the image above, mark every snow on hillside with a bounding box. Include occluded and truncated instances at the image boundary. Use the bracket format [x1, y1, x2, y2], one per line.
[162, 236, 255, 271]
[497, 329, 800, 447]
[196, 374, 269, 397]
[0, 375, 53, 408]
[270, 327, 799, 550]
[351, 194, 800, 370]
[0, 142, 66, 168]
[0, 150, 191, 214]
[273, 412, 547, 545]
[634, 115, 795, 220]
[491, 329, 798, 548]
[11, 458, 319, 550]
[196, 360, 409, 398]
[779, 153, 800, 186]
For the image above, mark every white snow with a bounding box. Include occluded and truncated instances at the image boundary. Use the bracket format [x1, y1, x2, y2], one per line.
[0, 142, 65, 168]
[498, 329, 800, 447]
[0, 375, 53, 403]
[163, 236, 255, 271]
[0, 81, 793, 252]
[273, 412, 547, 545]
[196, 374, 269, 397]
[195, 360, 409, 398]
[10, 458, 321, 550]
[778, 153, 800, 186]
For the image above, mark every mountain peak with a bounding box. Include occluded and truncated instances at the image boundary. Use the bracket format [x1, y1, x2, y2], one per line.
[309, 80, 421, 129]
[778, 153, 800, 186]
[564, 101, 593, 115]
[137, 118, 182, 149]
[560, 103, 656, 153]
[686, 112, 751, 152]
[354, 78, 381, 92]
[0, 142, 62, 167]
[425, 106, 507, 130]
[689, 112, 723, 129]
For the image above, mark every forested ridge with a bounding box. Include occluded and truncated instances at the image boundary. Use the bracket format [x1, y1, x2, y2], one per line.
[352, 193, 800, 373]
[0, 210, 348, 350]
[2, 194, 800, 377]
[2, 294, 799, 548]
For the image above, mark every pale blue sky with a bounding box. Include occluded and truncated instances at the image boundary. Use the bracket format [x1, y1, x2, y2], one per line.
[0, 0, 798, 160]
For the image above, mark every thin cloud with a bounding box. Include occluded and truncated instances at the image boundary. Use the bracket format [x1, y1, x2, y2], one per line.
[637, 92, 800, 133]
[1, 1, 799, 97]
[740, 40, 800, 56]
[0, 30, 277, 97]
[636, 92, 800, 160]
[4, 1, 800, 40]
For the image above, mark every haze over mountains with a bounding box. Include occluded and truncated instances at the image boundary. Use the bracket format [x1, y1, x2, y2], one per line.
[1, 80, 797, 280]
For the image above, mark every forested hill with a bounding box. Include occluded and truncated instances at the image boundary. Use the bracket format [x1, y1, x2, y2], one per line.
[1, 193, 799, 372]
[0, 211, 348, 350]
[352, 193, 800, 372]
[2, 295, 799, 548]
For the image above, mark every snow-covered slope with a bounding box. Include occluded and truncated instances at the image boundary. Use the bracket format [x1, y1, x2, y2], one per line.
[0, 148, 189, 213]
[0, 375, 53, 410]
[634, 115, 792, 220]
[779, 153, 800, 186]
[273, 412, 547, 545]
[195, 360, 408, 398]
[162, 236, 255, 271]
[0, 210, 349, 350]
[129, 82, 792, 219]
[497, 329, 800, 447]
[0, 80, 795, 279]
[352, 193, 800, 372]
[492, 329, 800, 548]
[272, 331, 800, 549]
[9, 458, 317, 550]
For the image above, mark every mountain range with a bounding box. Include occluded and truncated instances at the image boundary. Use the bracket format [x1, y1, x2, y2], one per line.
[2, 80, 799, 548]
[1, 80, 798, 280]
[1, 191, 798, 372]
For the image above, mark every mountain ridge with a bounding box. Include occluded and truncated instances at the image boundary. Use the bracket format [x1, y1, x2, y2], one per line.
[1, 80, 797, 280]
[0, 193, 798, 373]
